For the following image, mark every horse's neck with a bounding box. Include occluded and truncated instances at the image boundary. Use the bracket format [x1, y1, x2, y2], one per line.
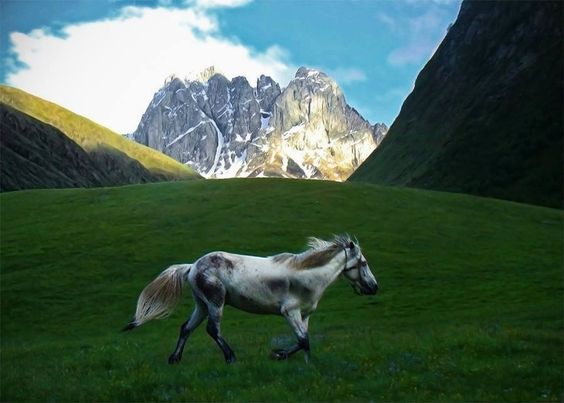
[299, 249, 345, 294]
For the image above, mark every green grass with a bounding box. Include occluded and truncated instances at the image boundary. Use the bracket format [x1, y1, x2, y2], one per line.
[0, 85, 200, 180]
[1, 179, 562, 401]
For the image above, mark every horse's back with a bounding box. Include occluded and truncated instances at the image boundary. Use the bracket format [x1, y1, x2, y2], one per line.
[190, 251, 289, 315]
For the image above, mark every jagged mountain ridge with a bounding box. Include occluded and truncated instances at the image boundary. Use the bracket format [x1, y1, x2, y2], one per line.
[131, 67, 387, 180]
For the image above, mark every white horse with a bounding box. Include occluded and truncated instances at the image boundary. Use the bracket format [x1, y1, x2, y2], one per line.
[123, 235, 378, 363]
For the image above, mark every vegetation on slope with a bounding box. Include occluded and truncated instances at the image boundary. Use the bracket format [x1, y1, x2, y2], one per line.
[1, 179, 562, 401]
[350, 1, 563, 209]
[1, 104, 161, 191]
[0, 85, 200, 181]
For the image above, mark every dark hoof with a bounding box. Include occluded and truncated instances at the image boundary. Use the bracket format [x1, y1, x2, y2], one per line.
[225, 355, 237, 364]
[271, 349, 290, 360]
[168, 353, 182, 365]
[121, 322, 137, 332]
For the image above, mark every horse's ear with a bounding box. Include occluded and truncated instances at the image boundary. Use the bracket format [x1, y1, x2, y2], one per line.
[349, 241, 355, 250]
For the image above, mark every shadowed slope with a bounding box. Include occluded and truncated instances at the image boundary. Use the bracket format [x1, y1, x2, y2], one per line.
[0, 85, 201, 182]
[0, 104, 168, 191]
[350, 1, 563, 208]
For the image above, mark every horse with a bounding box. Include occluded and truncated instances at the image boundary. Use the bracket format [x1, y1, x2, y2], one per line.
[123, 234, 378, 364]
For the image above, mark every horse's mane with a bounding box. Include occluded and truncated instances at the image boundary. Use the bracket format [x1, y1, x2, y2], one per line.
[272, 234, 353, 270]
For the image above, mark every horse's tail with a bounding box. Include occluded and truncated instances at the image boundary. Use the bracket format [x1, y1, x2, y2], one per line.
[122, 264, 192, 331]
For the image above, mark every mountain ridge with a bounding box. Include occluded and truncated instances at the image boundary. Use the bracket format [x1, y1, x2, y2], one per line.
[131, 67, 387, 180]
[0, 86, 201, 191]
[0, 103, 161, 191]
[350, 0, 563, 208]
[0, 85, 200, 182]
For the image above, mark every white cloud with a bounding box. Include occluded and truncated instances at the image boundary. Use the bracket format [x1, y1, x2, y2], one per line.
[377, 12, 398, 33]
[385, 8, 450, 67]
[387, 39, 435, 66]
[192, 0, 253, 9]
[373, 86, 411, 103]
[6, 4, 295, 133]
[327, 67, 367, 85]
[404, 0, 458, 5]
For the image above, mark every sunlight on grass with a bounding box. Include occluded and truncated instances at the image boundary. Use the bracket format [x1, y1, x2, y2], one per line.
[0, 85, 200, 180]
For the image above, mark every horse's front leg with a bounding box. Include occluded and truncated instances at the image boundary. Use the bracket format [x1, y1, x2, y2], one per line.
[273, 310, 310, 363]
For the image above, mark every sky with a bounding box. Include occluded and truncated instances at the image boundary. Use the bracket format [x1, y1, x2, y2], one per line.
[1, 0, 462, 134]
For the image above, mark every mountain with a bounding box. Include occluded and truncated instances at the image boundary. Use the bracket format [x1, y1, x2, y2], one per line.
[131, 67, 387, 180]
[1, 104, 159, 191]
[350, 1, 563, 209]
[0, 85, 200, 189]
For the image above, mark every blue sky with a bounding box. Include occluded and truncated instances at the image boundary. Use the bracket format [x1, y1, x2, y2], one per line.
[1, 0, 461, 133]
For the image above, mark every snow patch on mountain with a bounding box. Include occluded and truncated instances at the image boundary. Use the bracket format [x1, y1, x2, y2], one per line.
[131, 67, 387, 180]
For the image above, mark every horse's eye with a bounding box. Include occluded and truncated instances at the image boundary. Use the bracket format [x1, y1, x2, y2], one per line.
[349, 241, 354, 250]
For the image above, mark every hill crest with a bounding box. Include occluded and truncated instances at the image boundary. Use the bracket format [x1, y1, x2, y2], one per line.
[0, 85, 201, 186]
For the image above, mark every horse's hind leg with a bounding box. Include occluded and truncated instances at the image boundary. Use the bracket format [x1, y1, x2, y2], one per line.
[206, 304, 236, 364]
[192, 263, 236, 363]
[168, 297, 207, 364]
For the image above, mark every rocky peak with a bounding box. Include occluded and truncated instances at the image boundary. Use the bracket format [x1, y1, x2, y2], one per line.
[373, 122, 388, 145]
[131, 67, 387, 180]
[256, 75, 281, 113]
[192, 66, 221, 83]
[295, 66, 324, 79]
[292, 66, 339, 93]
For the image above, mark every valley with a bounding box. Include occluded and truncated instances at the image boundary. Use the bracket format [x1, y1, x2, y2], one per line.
[1, 179, 561, 401]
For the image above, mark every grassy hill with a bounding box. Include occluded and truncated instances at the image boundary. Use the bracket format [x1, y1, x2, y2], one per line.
[0, 85, 200, 182]
[350, 1, 563, 209]
[1, 179, 562, 401]
[1, 104, 164, 191]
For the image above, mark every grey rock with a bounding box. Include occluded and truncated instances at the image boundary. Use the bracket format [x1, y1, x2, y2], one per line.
[256, 75, 281, 113]
[373, 123, 388, 145]
[131, 67, 387, 180]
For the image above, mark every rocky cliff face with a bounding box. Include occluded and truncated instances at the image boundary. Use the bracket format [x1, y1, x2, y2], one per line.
[131, 67, 386, 180]
[350, 1, 563, 208]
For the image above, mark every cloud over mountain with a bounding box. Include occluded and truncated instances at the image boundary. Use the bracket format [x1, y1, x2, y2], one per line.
[6, 3, 295, 133]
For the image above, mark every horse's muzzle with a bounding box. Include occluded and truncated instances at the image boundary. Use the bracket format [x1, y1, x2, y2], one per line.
[367, 284, 378, 295]
[362, 284, 378, 295]
[353, 283, 378, 295]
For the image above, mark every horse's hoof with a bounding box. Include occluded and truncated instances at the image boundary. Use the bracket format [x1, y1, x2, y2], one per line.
[225, 355, 237, 364]
[168, 354, 181, 365]
[271, 349, 289, 360]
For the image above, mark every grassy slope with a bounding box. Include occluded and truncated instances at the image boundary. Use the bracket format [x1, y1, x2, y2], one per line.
[0, 85, 200, 180]
[1, 179, 562, 401]
[1, 104, 161, 191]
[349, 2, 563, 209]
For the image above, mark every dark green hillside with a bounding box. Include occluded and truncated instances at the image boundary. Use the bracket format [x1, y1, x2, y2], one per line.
[0, 85, 200, 185]
[350, 1, 563, 209]
[0, 104, 160, 191]
[1, 179, 562, 401]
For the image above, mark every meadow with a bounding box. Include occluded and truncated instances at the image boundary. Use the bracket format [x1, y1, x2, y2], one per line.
[1, 179, 562, 401]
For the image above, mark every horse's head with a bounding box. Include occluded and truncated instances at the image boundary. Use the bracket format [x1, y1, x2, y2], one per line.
[342, 239, 378, 295]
